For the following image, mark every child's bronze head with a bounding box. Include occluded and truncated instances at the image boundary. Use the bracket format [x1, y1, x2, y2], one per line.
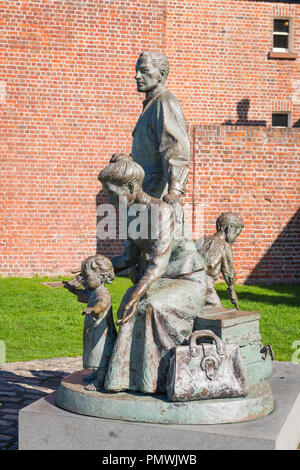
[216, 212, 244, 245]
[81, 255, 115, 290]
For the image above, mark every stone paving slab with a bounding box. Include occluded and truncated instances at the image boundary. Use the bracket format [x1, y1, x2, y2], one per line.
[0, 356, 82, 450]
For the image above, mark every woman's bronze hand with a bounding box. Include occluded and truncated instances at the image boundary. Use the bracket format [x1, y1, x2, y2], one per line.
[117, 293, 140, 326]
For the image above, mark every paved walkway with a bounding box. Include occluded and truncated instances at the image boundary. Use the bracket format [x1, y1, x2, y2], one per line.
[0, 356, 82, 450]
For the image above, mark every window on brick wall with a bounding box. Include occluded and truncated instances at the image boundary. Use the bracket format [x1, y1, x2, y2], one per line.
[272, 112, 291, 128]
[273, 18, 292, 52]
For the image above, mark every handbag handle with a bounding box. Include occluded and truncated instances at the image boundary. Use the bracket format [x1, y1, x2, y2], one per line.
[189, 329, 225, 358]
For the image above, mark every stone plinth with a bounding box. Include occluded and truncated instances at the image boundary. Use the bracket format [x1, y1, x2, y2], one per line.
[18, 362, 300, 450]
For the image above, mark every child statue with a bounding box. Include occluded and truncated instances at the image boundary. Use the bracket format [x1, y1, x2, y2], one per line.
[195, 212, 244, 309]
[63, 255, 117, 387]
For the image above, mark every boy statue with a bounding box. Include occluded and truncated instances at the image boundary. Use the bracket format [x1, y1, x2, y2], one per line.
[195, 212, 244, 309]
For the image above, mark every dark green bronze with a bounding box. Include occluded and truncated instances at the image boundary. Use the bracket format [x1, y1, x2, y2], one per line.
[132, 51, 190, 202]
[63, 255, 116, 387]
[98, 153, 207, 394]
[57, 53, 274, 422]
[195, 212, 244, 309]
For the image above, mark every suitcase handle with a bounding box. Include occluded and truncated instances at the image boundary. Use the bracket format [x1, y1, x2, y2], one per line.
[189, 329, 225, 357]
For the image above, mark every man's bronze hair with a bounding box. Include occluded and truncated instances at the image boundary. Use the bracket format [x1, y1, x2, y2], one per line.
[138, 51, 169, 83]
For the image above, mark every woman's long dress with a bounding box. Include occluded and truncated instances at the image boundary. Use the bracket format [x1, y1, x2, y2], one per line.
[101, 197, 207, 394]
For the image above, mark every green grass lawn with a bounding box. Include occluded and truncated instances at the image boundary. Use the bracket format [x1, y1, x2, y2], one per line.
[0, 277, 299, 363]
[0, 276, 132, 363]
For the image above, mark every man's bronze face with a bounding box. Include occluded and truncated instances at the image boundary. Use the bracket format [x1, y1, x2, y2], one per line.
[135, 56, 162, 94]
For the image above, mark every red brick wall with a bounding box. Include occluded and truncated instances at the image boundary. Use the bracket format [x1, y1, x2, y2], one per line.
[0, 0, 166, 276]
[166, 0, 300, 126]
[0, 0, 299, 281]
[187, 125, 300, 284]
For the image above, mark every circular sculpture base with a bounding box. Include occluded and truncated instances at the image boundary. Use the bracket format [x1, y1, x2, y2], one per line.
[56, 369, 274, 425]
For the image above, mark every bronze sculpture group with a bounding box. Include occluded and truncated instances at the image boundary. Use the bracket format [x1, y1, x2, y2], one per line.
[64, 52, 247, 400]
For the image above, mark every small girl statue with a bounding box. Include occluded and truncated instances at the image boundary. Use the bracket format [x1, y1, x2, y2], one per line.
[64, 254, 117, 388]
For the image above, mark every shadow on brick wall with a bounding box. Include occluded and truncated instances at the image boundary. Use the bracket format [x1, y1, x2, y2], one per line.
[293, 118, 300, 128]
[246, 208, 300, 284]
[223, 99, 267, 127]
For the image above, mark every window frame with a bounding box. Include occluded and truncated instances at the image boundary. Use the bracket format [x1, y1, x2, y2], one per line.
[273, 17, 294, 53]
[272, 112, 291, 128]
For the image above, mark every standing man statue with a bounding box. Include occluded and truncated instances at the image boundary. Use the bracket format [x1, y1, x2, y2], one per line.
[131, 51, 190, 202]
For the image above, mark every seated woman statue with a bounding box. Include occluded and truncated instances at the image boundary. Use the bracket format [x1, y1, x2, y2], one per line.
[97, 153, 207, 395]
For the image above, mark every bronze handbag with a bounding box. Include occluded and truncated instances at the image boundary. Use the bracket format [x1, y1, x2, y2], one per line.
[166, 329, 249, 402]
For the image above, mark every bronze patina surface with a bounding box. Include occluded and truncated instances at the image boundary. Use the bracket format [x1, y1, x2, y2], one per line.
[98, 153, 207, 394]
[63, 255, 116, 386]
[195, 212, 244, 309]
[58, 52, 274, 423]
[56, 368, 274, 425]
[194, 309, 273, 385]
[132, 51, 190, 202]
